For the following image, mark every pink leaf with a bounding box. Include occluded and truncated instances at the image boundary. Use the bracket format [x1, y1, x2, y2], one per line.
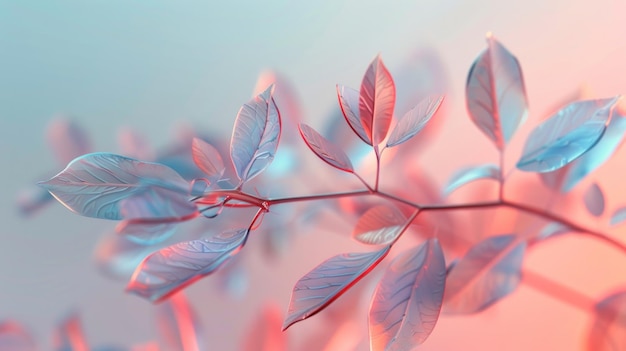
[46, 118, 91, 166]
[191, 138, 225, 182]
[386, 95, 444, 147]
[53, 313, 89, 351]
[337, 84, 371, 145]
[242, 304, 287, 351]
[353, 205, 407, 245]
[359, 55, 396, 146]
[369, 239, 446, 350]
[587, 291, 626, 351]
[157, 292, 205, 351]
[299, 123, 353, 172]
[0, 321, 36, 351]
[584, 183, 605, 217]
[283, 246, 390, 330]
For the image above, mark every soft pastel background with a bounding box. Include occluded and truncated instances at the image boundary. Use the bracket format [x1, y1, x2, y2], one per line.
[2, 0, 626, 350]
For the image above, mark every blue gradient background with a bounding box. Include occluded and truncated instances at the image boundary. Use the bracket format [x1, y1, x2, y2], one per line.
[2, 1, 626, 349]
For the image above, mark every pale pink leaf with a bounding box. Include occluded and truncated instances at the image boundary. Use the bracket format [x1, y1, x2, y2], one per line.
[242, 304, 287, 351]
[299, 123, 353, 172]
[157, 292, 205, 351]
[584, 183, 605, 217]
[0, 321, 36, 351]
[386, 95, 444, 147]
[337, 84, 371, 145]
[283, 246, 390, 330]
[191, 138, 224, 182]
[53, 313, 89, 351]
[587, 291, 626, 351]
[46, 118, 92, 166]
[369, 239, 446, 350]
[359, 55, 396, 145]
[353, 205, 407, 245]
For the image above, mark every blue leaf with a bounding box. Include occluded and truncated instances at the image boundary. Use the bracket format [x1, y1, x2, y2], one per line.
[369, 239, 446, 350]
[443, 164, 500, 196]
[283, 246, 390, 330]
[127, 228, 249, 302]
[466, 34, 528, 149]
[584, 183, 605, 217]
[230, 85, 281, 184]
[517, 97, 620, 172]
[39, 153, 193, 220]
[610, 207, 626, 226]
[443, 234, 525, 314]
[536, 222, 570, 241]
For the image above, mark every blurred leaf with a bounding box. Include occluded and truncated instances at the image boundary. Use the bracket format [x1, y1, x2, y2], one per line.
[466, 35, 527, 149]
[283, 246, 390, 330]
[535, 222, 570, 241]
[39, 153, 192, 220]
[337, 84, 371, 145]
[610, 207, 626, 226]
[587, 291, 626, 351]
[117, 127, 154, 161]
[584, 183, 605, 217]
[517, 97, 619, 172]
[369, 239, 446, 350]
[443, 234, 525, 314]
[16, 186, 53, 217]
[157, 292, 205, 351]
[53, 313, 89, 351]
[46, 118, 92, 166]
[116, 221, 178, 246]
[353, 205, 407, 245]
[386, 95, 443, 147]
[443, 164, 500, 196]
[0, 321, 36, 351]
[191, 138, 225, 183]
[127, 228, 249, 302]
[230, 85, 281, 184]
[359, 55, 396, 145]
[299, 123, 353, 172]
[242, 304, 287, 351]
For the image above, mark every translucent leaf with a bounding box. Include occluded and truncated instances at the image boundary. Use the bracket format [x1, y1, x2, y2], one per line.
[359, 55, 396, 145]
[587, 291, 626, 351]
[369, 239, 446, 350]
[386, 95, 444, 147]
[16, 186, 53, 217]
[536, 222, 570, 241]
[191, 138, 225, 182]
[561, 114, 626, 191]
[353, 205, 407, 245]
[517, 97, 620, 173]
[283, 246, 390, 330]
[117, 127, 154, 160]
[116, 221, 178, 246]
[610, 207, 626, 226]
[299, 123, 353, 172]
[337, 84, 371, 145]
[443, 234, 525, 314]
[127, 229, 249, 302]
[39, 153, 192, 220]
[242, 304, 287, 351]
[443, 164, 501, 196]
[0, 321, 36, 351]
[53, 313, 89, 351]
[157, 292, 205, 351]
[46, 118, 91, 166]
[584, 183, 605, 217]
[230, 85, 281, 184]
[466, 35, 527, 149]
[119, 187, 197, 220]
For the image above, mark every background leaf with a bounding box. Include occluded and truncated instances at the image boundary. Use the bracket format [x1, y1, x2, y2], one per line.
[587, 291, 626, 351]
[443, 234, 525, 314]
[386, 95, 444, 147]
[359, 55, 396, 145]
[46, 118, 92, 166]
[610, 207, 626, 226]
[191, 138, 225, 183]
[353, 205, 407, 245]
[230, 85, 281, 184]
[517, 97, 619, 172]
[299, 123, 353, 172]
[369, 239, 446, 350]
[283, 246, 390, 330]
[156, 292, 205, 351]
[466, 35, 527, 149]
[337, 84, 371, 145]
[0, 321, 36, 351]
[40, 153, 192, 220]
[53, 313, 89, 351]
[443, 164, 500, 196]
[584, 183, 605, 217]
[127, 229, 249, 302]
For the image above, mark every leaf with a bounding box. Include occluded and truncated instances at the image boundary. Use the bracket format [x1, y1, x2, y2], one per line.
[283, 246, 390, 330]
[191, 138, 225, 182]
[353, 205, 407, 245]
[584, 183, 605, 217]
[359, 55, 396, 145]
[0, 321, 36, 351]
[610, 207, 626, 226]
[53, 313, 89, 351]
[369, 239, 446, 350]
[443, 164, 501, 196]
[39, 153, 192, 220]
[386, 95, 444, 147]
[116, 221, 178, 245]
[516, 97, 620, 173]
[535, 222, 570, 241]
[46, 118, 92, 166]
[299, 123, 353, 172]
[230, 85, 281, 184]
[127, 228, 249, 302]
[16, 186, 53, 217]
[561, 113, 626, 192]
[117, 127, 154, 160]
[466, 34, 528, 149]
[587, 291, 626, 351]
[157, 292, 205, 351]
[443, 234, 525, 314]
[337, 84, 371, 145]
[242, 304, 287, 351]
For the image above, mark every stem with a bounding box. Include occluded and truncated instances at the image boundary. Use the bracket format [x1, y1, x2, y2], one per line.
[523, 268, 595, 312]
[374, 145, 381, 191]
[268, 190, 371, 206]
[498, 151, 505, 201]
